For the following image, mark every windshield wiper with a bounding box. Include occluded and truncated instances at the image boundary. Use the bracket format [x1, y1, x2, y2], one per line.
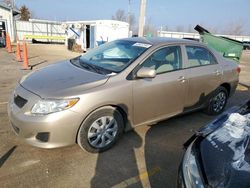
[79, 59, 112, 75]
[80, 62, 100, 73]
[70, 56, 102, 74]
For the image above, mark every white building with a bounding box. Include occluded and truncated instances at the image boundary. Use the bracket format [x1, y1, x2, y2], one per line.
[0, 2, 20, 42]
[62, 20, 129, 51]
[158, 30, 250, 42]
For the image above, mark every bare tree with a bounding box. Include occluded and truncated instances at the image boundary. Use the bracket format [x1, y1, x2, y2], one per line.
[129, 14, 136, 30]
[112, 9, 136, 31]
[112, 9, 127, 22]
[224, 21, 245, 35]
[175, 25, 184, 32]
[20, 5, 31, 21]
[162, 25, 169, 31]
[197, 25, 219, 34]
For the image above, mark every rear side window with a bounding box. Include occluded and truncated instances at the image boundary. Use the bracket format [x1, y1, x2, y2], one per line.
[186, 46, 217, 68]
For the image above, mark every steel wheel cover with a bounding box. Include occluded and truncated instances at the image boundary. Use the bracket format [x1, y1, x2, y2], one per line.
[87, 116, 118, 148]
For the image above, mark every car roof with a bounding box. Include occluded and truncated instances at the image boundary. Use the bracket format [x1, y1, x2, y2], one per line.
[121, 37, 201, 46]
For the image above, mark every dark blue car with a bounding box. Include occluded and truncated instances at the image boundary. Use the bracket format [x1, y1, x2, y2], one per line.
[178, 100, 250, 188]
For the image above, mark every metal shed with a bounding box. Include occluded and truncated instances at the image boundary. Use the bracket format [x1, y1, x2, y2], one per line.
[0, 2, 20, 42]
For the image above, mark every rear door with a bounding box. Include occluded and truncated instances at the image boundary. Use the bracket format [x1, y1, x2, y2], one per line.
[132, 45, 188, 125]
[184, 45, 222, 108]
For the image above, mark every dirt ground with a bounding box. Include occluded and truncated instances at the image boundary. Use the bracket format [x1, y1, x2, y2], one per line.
[0, 44, 250, 188]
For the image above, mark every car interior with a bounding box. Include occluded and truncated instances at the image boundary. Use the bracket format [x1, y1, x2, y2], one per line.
[142, 46, 182, 74]
[186, 47, 211, 67]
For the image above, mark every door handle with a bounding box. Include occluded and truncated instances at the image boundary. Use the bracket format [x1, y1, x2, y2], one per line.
[177, 76, 186, 83]
[214, 70, 221, 76]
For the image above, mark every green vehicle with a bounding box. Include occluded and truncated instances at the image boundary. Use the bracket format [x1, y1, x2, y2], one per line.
[195, 25, 244, 62]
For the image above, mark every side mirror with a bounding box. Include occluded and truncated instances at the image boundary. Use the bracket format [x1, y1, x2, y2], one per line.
[136, 67, 156, 78]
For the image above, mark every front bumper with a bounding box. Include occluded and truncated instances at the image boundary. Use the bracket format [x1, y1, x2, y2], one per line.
[7, 84, 83, 148]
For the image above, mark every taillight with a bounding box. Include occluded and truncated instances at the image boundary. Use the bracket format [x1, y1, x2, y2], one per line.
[236, 66, 241, 73]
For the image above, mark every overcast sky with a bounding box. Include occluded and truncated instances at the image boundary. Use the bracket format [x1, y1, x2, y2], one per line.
[16, 0, 250, 35]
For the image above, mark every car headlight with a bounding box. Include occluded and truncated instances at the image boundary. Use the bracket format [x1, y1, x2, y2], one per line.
[31, 98, 79, 115]
[182, 142, 204, 188]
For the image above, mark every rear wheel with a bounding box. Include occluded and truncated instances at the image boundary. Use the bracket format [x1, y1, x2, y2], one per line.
[77, 107, 124, 153]
[204, 86, 228, 115]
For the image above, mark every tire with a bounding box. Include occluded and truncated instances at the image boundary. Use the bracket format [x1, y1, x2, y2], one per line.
[204, 86, 228, 115]
[77, 107, 124, 153]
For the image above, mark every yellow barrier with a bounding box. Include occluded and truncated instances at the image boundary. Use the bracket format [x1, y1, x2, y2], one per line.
[24, 35, 65, 40]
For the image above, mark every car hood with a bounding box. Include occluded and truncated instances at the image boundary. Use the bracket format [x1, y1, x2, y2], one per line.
[199, 112, 250, 188]
[20, 60, 109, 98]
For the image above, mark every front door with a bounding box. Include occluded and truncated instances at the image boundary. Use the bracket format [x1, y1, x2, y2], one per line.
[132, 45, 188, 125]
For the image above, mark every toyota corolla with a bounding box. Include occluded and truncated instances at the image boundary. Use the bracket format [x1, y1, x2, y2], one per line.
[8, 37, 240, 152]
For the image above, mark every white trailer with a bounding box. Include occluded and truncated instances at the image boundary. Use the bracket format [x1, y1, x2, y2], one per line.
[62, 20, 129, 51]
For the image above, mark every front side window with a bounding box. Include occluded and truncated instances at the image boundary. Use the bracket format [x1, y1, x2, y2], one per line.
[186, 46, 217, 68]
[141, 46, 182, 74]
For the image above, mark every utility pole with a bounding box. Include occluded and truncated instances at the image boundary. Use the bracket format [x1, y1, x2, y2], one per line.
[127, 0, 131, 30]
[138, 0, 147, 37]
[127, 0, 132, 36]
[9, 0, 15, 42]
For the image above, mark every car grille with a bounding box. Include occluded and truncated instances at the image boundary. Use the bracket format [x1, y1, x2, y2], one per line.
[14, 95, 28, 108]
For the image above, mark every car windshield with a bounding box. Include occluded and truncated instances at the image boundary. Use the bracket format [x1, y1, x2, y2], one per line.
[78, 40, 151, 73]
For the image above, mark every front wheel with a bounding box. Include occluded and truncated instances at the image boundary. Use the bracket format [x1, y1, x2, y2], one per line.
[77, 107, 124, 153]
[204, 87, 228, 115]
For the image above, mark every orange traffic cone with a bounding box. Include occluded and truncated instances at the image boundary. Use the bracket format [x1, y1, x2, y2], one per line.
[22, 39, 29, 69]
[6, 34, 12, 53]
[16, 39, 22, 62]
